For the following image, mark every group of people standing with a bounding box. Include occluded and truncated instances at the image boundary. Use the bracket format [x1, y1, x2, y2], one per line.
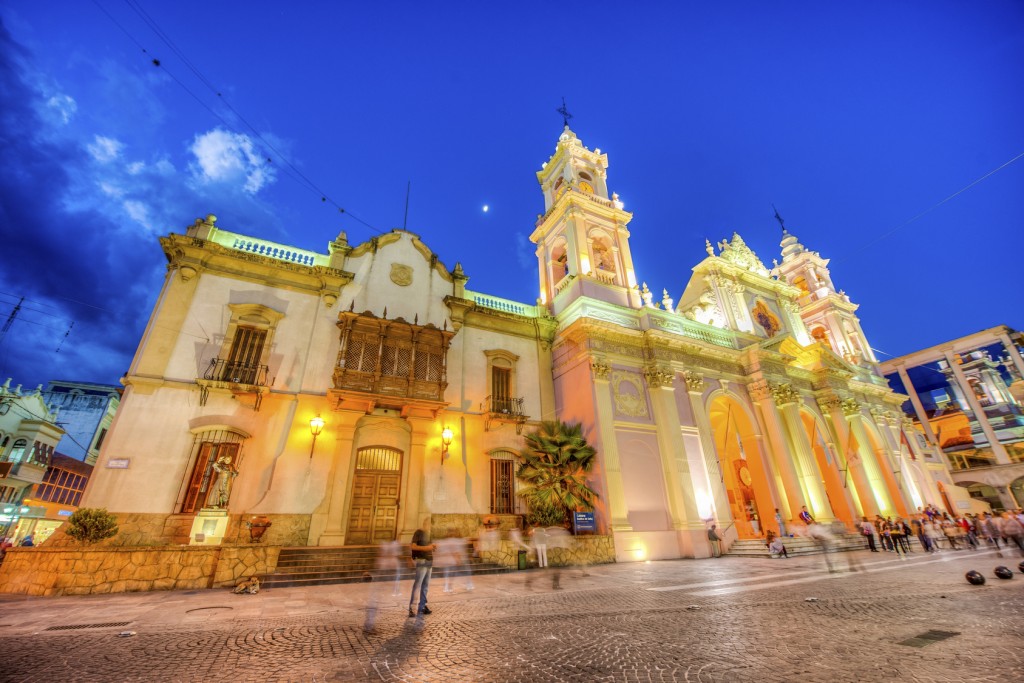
[858, 507, 1024, 555]
[403, 517, 575, 619]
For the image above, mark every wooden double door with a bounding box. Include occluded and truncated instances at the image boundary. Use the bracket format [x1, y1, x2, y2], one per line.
[346, 446, 403, 544]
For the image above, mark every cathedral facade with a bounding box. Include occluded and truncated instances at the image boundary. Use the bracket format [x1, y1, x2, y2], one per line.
[79, 127, 972, 560]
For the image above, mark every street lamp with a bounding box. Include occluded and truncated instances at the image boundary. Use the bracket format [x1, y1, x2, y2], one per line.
[309, 415, 325, 459]
[441, 425, 453, 464]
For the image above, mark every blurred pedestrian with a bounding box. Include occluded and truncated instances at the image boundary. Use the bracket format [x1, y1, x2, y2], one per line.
[799, 506, 814, 525]
[775, 509, 787, 538]
[408, 517, 436, 617]
[707, 524, 722, 558]
[860, 517, 878, 552]
[532, 523, 549, 567]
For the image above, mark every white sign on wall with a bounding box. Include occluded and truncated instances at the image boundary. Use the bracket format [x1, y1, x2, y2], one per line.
[106, 458, 130, 469]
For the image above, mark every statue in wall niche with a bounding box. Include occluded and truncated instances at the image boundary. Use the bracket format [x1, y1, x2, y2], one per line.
[206, 454, 238, 509]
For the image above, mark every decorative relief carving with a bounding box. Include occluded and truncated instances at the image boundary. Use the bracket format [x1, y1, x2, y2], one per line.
[780, 298, 801, 314]
[840, 398, 862, 417]
[643, 366, 674, 389]
[747, 379, 771, 401]
[683, 371, 705, 393]
[390, 263, 413, 287]
[612, 371, 649, 418]
[591, 357, 611, 380]
[816, 396, 842, 412]
[770, 383, 802, 406]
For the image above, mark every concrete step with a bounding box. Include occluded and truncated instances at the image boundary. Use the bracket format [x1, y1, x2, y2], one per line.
[261, 565, 510, 588]
[263, 545, 511, 588]
[727, 534, 915, 557]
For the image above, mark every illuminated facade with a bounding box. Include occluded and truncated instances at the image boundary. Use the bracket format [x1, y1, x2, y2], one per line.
[0, 381, 64, 542]
[76, 127, 970, 560]
[881, 326, 1024, 511]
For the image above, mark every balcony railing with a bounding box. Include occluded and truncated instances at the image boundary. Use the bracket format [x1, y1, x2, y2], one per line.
[198, 359, 270, 411]
[203, 358, 269, 386]
[483, 395, 527, 434]
[486, 395, 525, 417]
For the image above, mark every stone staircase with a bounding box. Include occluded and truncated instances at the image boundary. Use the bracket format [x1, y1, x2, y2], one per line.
[261, 546, 510, 589]
[726, 533, 895, 557]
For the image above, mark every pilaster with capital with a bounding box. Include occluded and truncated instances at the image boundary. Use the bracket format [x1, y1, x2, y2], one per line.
[749, 381, 807, 517]
[841, 400, 898, 517]
[647, 379, 704, 530]
[777, 399, 833, 522]
[817, 395, 878, 518]
[592, 364, 632, 531]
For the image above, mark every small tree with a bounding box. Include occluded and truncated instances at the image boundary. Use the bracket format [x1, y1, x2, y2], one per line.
[516, 421, 598, 526]
[65, 508, 119, 545]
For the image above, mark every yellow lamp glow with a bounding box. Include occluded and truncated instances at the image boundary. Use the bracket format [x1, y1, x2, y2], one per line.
[441, 425, 454, 464]
[308, 415, 325, 459]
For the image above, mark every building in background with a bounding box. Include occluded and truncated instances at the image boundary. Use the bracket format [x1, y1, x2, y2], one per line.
[16, 454, 93, 545]
[71, 127, 975, 560]
[0, 380, 63, 542]
[881, 326, 1024, 511]
[42, 381, 121, 465]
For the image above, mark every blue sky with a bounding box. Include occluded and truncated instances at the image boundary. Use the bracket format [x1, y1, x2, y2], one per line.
[1, 1, 1022, 389]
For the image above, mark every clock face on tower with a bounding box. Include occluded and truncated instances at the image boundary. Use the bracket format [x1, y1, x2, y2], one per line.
[739, 465, 752, 486]
[578, 180, 594, 194]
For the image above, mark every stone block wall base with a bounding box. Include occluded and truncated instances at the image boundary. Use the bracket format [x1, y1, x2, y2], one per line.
[0, 545, 281, 596]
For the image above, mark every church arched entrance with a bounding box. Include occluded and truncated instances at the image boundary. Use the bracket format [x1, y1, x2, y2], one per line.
[709, 395, 775, 539]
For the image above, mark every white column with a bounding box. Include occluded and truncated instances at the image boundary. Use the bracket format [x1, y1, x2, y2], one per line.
[998, 331, 1024, 380]
[943, 350, 1011, 465]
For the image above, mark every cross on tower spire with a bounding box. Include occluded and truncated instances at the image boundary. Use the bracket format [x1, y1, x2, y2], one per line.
[772, 204, 787, 234]
[557, 97, 573, 128]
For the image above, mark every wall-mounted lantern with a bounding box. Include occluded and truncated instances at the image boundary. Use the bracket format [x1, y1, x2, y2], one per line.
[441, 425, 454, 464]
[309, 415, 325, 458]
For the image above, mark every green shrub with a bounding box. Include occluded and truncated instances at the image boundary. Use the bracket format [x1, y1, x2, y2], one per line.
[526, 502, 567, 527]
[65, 508, 119, 545]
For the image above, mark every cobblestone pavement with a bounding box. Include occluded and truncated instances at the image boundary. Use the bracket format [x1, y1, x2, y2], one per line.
[0, 547, 1022, 682]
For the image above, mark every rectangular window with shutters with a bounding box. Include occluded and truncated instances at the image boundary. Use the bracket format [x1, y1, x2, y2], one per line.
[492, 367, 511, 401]
[226, 327, 266, 384]
[181, 442, 241, 513]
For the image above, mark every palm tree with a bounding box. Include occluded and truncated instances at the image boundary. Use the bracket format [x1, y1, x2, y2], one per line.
[516, 421, 598, 525]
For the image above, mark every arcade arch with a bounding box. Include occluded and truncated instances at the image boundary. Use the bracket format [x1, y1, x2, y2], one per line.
[708, 393, 775, 539]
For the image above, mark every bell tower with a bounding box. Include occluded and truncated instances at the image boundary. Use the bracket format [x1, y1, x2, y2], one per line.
[773, 229, 878, 365]
[531, 127, 640, 313]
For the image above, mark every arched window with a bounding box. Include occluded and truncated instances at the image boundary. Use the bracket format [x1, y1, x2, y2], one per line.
[6, 439, 27, 464]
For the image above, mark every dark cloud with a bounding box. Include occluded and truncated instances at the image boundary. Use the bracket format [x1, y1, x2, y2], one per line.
[0, 18, 158, 387]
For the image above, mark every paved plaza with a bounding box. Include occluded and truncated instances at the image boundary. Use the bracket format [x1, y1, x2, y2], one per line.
[0, 547, 1021, 682]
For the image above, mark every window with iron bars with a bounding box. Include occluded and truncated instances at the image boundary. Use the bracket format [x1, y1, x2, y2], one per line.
[489, 450, 521, 515]
[180, 431, 244, 513]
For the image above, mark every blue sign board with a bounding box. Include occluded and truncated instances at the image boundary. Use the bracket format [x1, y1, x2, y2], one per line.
[573, 511, 596, 534]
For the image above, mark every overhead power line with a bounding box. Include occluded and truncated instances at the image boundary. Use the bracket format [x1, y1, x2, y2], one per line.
[90, 0, 383, 235]
[835, 149, 1024, 263]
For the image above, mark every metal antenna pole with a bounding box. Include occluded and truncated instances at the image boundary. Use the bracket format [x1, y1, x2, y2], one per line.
[403, 181, 410, 230]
